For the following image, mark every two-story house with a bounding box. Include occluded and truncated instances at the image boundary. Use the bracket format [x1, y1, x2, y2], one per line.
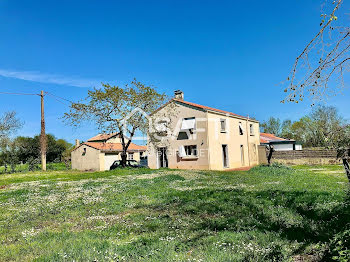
[147, 91, 260, 170]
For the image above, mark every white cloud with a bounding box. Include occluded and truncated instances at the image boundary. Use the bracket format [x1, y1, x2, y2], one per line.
[0, 69, 101, 88]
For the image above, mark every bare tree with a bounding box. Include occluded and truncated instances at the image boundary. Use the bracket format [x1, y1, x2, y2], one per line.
[283, 0, 350, 181]
[0, 111, 22, 140]
[283, 0, 349, 104]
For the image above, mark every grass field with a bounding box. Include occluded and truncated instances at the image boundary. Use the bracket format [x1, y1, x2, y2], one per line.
[0, 163, 68, 173]
[0, 165, 349, 261]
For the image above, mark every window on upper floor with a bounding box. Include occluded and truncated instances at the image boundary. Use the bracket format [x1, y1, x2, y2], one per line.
[250, 124, 254, 136]
[220, 119, 227, 133]
[154, 120, 169, 137]
[181, 117, 196, 131]
[178, 117, 196, 140]
[177, 132, 189, 140]
[239, 122, 244, 135]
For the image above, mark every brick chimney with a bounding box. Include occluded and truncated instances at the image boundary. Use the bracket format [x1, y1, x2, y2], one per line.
[174, 90, 184, 100]
[75, 139, 80, 148]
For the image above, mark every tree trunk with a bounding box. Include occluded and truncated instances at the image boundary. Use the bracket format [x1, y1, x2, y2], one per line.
[342, 158, 350, 183]
[121, 151, 127, 168]
[267, 146, 274, 166]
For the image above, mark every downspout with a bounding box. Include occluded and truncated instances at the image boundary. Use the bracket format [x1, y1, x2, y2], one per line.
[246, 117, 251, 167]
[206, 111, 211, 170]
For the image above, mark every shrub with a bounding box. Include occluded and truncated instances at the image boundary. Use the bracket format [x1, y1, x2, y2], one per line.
[326, 225, 350, 261]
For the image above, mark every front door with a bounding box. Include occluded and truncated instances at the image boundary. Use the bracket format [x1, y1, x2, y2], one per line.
[158, 147, 168, 168]
[222, 145, 229, 168]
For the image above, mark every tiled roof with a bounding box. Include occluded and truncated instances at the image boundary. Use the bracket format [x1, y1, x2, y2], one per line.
[87, 133, 120, 142]
[260, 133, 289, 144]
[173, 99, 254, 121]
[80, 142, 147, 152]
[151, 99, 257, 122]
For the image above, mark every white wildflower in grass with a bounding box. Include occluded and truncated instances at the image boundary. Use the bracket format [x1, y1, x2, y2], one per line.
[21, 228, 41, 239]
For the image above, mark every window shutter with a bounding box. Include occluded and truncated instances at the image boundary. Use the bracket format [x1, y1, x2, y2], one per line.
[181, 118, 196, 130]
[178, 146, 186, 157]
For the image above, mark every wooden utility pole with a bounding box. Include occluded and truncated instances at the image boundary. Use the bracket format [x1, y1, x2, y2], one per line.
[40, 90, 46, 171]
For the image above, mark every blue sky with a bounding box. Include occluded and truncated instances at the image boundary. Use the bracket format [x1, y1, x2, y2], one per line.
[0, 0, 349, 143]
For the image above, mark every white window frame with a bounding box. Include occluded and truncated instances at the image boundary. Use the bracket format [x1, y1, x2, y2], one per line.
[184, 145, 198, 156]
[128, 153, 134, 160]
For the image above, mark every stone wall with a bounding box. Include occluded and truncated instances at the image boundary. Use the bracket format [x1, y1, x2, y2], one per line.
[269, 148, 341, 165]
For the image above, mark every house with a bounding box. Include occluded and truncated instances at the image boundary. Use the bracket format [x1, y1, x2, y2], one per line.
[260, 132, 302, 151]
[71, 133, 147, 171]
[147, 90, 260, 170]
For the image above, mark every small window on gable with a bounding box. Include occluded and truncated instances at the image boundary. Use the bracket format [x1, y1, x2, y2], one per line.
[155, 120, 168, 137]
[250, 124, 254, 136]
[220, 119, 227, 133]
[239, 122, 244, 135]
[82, 148, 87, 156]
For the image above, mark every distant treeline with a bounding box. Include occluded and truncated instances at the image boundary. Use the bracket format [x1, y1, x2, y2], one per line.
[0, 134, 73, 167]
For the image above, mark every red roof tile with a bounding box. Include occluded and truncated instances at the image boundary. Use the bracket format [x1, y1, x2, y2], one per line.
[174, 99, 252, 120]
[151, 99, 256, 121]
[260, 133, 288, 143]
[88, 133, 120, 142]
[79, 142, 146, 152]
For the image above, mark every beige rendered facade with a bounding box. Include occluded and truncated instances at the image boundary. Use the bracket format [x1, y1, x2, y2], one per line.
[148, 94, 260, 171]
[71, 133, 146, 171]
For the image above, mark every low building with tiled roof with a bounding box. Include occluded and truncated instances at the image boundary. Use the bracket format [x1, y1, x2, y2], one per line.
[148, 90, 261, 170]
[260, 133, 302, 151]
[71, 133, 146, 171]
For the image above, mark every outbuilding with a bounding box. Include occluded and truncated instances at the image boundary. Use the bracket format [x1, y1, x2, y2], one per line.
[71, 133, 146, 171]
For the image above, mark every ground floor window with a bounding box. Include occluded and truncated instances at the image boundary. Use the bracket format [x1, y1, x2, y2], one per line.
[184, 145, 198, 156]
[128, 153, 134, 160]
[222, 145, 229, 168]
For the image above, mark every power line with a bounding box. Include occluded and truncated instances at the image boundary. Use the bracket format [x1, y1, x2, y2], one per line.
[46, 93, 69, 105]
[0, 91, 39, 96]
[46, 92, 73, 104]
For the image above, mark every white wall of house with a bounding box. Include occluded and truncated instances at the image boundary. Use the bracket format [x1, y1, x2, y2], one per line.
[295, 144, 303, 151]
[71, 145, 104, 171]
[148, 100, 260, 170]
[273, 143, 294, 151]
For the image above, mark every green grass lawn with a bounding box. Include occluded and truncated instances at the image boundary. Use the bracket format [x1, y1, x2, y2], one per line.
[0, 163, 68, 173]
[0, 165, 349, 261]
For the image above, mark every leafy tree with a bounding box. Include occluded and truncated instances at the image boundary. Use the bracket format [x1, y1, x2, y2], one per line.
[260, 117, 282, 136]
[8, 134, 72, 164]
[63, 79, 171, 167]
[264, 106, 347, 148]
